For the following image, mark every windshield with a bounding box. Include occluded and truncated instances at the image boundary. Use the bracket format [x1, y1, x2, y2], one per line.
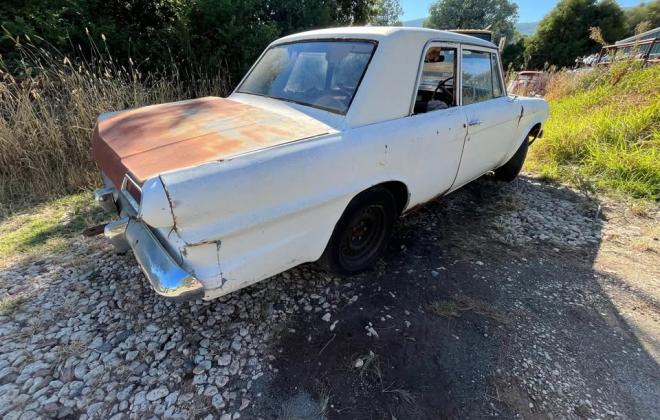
[237, 41, 376, 114]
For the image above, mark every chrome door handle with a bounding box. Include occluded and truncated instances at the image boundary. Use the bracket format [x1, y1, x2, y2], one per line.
[468, 119, 482, 126]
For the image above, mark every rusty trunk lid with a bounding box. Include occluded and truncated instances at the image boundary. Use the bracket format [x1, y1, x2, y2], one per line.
[92, 96, 333, 188]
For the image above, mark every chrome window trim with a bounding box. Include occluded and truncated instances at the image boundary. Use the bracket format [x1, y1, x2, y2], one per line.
[408, 40, 462, 116]
[459, 44, 505, 106]
[120, 174, 141, 213]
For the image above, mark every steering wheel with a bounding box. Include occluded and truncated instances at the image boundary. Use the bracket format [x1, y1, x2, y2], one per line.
[433, 76, 454, 102]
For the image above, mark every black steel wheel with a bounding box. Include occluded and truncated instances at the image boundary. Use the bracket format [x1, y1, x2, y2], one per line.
[319, 187, 397, 275]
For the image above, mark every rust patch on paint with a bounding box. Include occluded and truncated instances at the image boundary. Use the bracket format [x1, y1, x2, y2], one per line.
[91, 97, 332, 188]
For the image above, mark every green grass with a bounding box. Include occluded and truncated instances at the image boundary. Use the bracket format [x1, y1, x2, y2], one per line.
[428, 300, 461, 318]
[528, 62, 660, 201]
[0, 193, 106, 265]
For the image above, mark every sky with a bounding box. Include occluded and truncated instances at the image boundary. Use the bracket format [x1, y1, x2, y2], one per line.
[401, 0, 648, 22]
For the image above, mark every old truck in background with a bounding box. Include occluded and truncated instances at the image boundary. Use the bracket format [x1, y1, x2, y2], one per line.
[92, 27, 548, 301]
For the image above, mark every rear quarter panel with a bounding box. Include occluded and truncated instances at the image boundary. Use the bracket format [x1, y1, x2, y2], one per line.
[158, 117, 422, 298]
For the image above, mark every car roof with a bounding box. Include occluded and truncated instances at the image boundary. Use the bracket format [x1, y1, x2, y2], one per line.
[273, 26, 497, 49]
[254, 26, 500, 128]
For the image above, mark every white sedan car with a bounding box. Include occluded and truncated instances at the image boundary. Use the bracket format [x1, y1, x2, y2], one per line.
[92, 27, 548, 300]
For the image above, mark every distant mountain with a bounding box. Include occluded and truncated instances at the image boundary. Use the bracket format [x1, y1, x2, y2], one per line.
[402, 17, 540, 36]
[517, 21, 539, 36]
[403, 18, 425, 27]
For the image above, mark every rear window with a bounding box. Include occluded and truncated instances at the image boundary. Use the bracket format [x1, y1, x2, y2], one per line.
[238, 41, 376, 114]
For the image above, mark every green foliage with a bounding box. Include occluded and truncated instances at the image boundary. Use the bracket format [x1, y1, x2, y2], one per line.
[624, 1, 660, 36]
[0, 0, 186, 75]
[525, 0, 626, 69]
[370, 0, 404, 26]
[501, 36, 528, 71]
[529, 63, 660, 201]
[423, 0, 518, 41]
[185, 0, 375, 81]
[0, 0, 377, 84]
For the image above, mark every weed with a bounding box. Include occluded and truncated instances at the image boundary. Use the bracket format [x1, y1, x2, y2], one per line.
[631, 237, 655, 253]
[56, 340, 87, 365]
[628, 201, 651, 218]
[317, 383, 332, 417]
[382, 385, 415, 404]
[428, 296, 510, 324]
[528, 63, 660, 201]
[428, 300, 461, 318]
[0, 294, 28, 316]
[354, 350, 383, 383]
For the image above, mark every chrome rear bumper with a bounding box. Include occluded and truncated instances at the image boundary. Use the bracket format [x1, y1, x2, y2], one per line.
[94, 187, 204, 301]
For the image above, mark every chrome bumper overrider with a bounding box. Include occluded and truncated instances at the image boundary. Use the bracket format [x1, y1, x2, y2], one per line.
[94, 187, 117, 213]
[94, 187, 204, 301]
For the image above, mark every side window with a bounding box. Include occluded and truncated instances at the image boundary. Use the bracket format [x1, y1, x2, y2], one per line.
[461, 49, 494, 105]
[491, 53, 504, 97]
[413, 46, 457, 115]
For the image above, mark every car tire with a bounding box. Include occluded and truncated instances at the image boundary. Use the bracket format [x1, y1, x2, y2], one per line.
[318, 187, 398, 275]
[494, 137, 529, 182]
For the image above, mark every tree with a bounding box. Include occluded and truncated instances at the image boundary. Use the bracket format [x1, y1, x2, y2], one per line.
[423, 0, 518, 41]
[370, 0, 404, 26]
[501, 35, 528, 71]
[624, 1, 660, 36]
[185, 0, 377, 83]
[525, 0, 626, 69]
[0, 0, 378, 84]
[0, 0, 185, 71]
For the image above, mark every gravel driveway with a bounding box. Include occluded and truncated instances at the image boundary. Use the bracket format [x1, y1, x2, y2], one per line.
[1, 175, 658, 419]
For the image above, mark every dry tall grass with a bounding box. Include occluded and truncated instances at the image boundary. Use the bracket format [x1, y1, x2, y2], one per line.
[0, 33, 230, 206]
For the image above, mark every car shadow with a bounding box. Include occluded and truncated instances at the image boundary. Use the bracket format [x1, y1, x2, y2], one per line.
[255, 175, 659, 419]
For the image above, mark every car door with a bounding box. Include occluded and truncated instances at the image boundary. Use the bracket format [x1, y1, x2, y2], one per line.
[451, 46, 521, 189]
[402, 42, 468, 203]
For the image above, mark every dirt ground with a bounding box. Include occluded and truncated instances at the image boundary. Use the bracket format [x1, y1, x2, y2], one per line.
[249, 176, 660, 419]
[1, 175, 658, 419]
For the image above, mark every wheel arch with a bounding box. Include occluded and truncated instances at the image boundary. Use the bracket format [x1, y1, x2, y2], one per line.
[317, 179, 409, 273]
[503, 119, 544, 165]
[321, 180, 410, 254]
[529, 122, 543, 141]
[377, 180, 410, 215]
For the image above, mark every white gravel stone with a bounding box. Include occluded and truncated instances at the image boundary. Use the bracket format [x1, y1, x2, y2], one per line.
[212, 393, 226, 410]
[146, 386, 169, 401]
[218, 354, 232, 366]
[215, 375, 230, 388]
